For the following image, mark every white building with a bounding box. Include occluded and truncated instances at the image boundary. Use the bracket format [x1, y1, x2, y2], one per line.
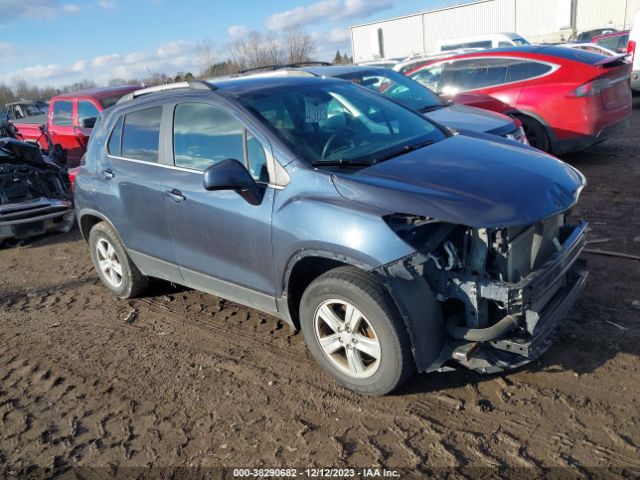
[350, 0, 640, 62]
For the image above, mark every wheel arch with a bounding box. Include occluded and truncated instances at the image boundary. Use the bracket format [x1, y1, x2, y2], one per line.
[512, 109, 558, 154]
[282, 251, 446, 372]
[78, 209, 125, 246]
[281, 251, 374, 330]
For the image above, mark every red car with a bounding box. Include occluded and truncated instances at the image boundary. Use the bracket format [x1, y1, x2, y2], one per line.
[406, 46, 632, 154]
[593, 31, 630, 54]
[448, 91, 516, 115]
[11, 85, 139, 166]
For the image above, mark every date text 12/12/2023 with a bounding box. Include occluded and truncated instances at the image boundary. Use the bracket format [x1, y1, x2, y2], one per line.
[232, 468, 401, 478]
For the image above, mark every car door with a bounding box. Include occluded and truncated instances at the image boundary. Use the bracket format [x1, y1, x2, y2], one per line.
[93, 105, 181, 282]
[74, 99, 101, 160]
[49, 99, 84, 165]
[163, 101, 277, 313]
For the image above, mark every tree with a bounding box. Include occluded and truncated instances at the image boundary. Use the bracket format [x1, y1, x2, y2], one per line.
[227, 26, 315, 71]
[282, 25, 316, 64]
[197, 38, 216, 78]
[333, 50, 343, 64]
[201, 61, 238, 78]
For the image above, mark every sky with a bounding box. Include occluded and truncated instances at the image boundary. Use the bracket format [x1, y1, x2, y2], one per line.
[0, 0, 470, 87]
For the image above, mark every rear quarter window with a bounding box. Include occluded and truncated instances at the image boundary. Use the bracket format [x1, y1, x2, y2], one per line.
[506, 60, 554, 82]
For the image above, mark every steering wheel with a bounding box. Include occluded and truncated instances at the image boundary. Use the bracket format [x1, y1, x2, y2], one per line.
[321, 128, 358, 160]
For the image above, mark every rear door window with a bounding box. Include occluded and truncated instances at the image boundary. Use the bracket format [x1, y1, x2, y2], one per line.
[121, 107, 162, 162]
[52, 100, 73, 126]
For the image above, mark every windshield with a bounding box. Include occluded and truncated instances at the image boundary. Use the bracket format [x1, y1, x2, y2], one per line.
[26, 104, 47, 116]
[240, 81, 447, 166]
[335, 68, 445, 111]
[512, 37, 530, 46]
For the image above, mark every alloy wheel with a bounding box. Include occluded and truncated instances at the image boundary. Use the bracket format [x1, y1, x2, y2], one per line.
[313, 299, 382, 379]
[96, 238, 123, 288]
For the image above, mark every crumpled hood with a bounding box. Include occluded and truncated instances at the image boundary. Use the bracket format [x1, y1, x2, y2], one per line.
[426, 103, 515, 135]
[332, 135, 586, 228]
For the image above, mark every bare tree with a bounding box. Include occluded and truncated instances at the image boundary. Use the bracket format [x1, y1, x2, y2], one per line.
[0, 82, 14, 109]
[229, 31, 281, 70]
[0, 25, 319, 107]
[282, 25, 316, 64]
[227, 26, 315, 71]
[197, 38, 216, 78]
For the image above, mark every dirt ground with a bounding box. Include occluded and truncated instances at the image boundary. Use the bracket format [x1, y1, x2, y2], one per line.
[1, 102, 640, 479]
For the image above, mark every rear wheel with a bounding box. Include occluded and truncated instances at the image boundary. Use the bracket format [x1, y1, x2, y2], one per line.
[518, 115, 550, 152]
[89, 222, 149, 299]
[299, 267, 415, 395]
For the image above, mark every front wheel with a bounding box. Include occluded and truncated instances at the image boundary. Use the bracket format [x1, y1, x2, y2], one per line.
[299, 267, 415, 395]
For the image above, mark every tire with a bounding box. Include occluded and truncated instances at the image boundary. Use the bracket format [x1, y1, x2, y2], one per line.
[89, 221, 149, 299]
[518, 115, 551, 153]
[299, 266, 415, 396]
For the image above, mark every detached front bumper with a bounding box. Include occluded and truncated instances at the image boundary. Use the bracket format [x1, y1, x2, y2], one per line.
[0, 198, 75, 241]
[449, 221, 588, 373]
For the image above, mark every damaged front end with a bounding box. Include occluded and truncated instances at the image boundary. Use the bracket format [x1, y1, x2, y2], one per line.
[379, 212, 588, 374]
[0, 139, 74, 243]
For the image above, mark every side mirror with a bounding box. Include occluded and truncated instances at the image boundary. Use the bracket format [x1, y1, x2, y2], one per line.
[203, 159, 262, 205]
[81, 117, 96, 128]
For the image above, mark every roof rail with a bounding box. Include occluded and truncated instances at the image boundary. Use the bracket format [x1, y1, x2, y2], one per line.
[116, 81, 216, 105]
[237, 61, 331, 74]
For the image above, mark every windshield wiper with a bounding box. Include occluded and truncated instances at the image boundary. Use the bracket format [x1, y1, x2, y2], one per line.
[311, 158, 372, 167]
[372, 139, 437, 164]
[419, 104, 448, 113]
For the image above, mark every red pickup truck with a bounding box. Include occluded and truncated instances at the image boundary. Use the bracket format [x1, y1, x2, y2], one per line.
[11, 85, 138, 166]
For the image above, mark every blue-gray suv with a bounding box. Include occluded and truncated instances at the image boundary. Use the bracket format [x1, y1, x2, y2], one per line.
[75, 78, 588, 395]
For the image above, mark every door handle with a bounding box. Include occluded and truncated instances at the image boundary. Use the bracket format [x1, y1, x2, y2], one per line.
[165, 188, 186, 203]
[101, 168, 114, 180]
